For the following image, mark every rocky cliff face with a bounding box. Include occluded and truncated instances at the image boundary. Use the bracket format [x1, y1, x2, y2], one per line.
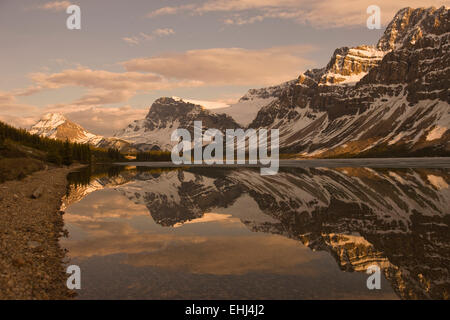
[367, 6, 450, 104]
[305, 45, 385, 85]
[249, 6, 449, 157]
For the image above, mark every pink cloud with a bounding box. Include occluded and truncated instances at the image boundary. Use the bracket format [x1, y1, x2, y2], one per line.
[4, 44, 313, 115]
[122, 28, 175, 46]
[38, 1, 72, 12]
[53, 105, 148, 136]
[0, 92, 15, 104]
[147, 4, 196, 18]
[124, 45, 316, 86]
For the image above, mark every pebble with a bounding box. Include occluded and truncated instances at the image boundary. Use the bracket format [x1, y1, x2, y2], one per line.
[0, 164, 85, 299]
[12, 257, 25, 266]
[27, 241, 41, 249]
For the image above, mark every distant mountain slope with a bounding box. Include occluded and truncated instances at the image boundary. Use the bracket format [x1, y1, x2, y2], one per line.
[29, 113, 133, 152]
[30, 113, 103, 145]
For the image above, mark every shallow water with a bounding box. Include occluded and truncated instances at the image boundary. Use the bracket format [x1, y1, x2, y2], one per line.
[61, 164, 450, 299]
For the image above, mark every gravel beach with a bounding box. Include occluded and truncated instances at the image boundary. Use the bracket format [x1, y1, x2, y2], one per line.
[0, 164, 83, 299]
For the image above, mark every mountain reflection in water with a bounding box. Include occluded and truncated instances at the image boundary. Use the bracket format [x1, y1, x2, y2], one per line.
[61, 165, 450, 299]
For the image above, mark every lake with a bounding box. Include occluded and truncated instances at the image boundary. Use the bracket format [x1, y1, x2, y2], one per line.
[61, 162, 450, 299]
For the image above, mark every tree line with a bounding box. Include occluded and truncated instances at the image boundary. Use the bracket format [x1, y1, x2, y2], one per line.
[135, 150, 172, 161]
[0, 120, 125, 165]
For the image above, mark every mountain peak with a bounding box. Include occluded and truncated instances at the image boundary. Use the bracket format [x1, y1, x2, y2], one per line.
[30, 113, 105, 145]
[30, 113, 69, 135]
[377, 6, 449, 51]
[146, 96, 201, 120]
[152, 96, 195, 106]
[39, 112, 68, 126]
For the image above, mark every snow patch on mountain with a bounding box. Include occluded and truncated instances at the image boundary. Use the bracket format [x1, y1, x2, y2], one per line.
[172, 97, 230, 110]
[214, 97, 277, 126]
[427, 126, 448, 141]
[427, 174, 449, 190]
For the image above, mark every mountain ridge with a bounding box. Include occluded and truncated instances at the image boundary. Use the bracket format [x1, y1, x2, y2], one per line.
[248, 6, 450, 157]
[28, 6, 449, 157]
[114, 6, 449, 156]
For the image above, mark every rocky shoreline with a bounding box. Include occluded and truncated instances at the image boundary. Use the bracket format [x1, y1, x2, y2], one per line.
[0, 164, 84, 299]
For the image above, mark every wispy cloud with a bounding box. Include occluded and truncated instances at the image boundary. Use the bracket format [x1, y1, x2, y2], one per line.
[122, 28, 175, 46]
[47, 105, 148, 136]
[0, 91, 15, 104]
[147, 4, 196, 18]
[28, 67, 202, 106]
[153, 28, 175, 37]
[38, 1, 72, 12]
[0, 100, 40, 129]
[0, 114, 40, 129]
[123, 45, 316, 86]
[122, 36, 140, 46]
[0, 91, 40, 128]
[147, 0, 450, 28]
[8, 44, 313, 110]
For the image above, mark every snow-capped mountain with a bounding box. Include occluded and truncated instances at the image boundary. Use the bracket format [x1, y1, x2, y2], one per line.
[114, 97, 239, 151]
[30, 113, 103, 145]
[114, 82, 294, 148]
[29, 113, 132, 151]
[249, 6, 450, 157]
[115, 6, 449, 157]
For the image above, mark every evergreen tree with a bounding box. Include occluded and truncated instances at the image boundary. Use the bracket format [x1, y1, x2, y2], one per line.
[62, 139, 73, 165]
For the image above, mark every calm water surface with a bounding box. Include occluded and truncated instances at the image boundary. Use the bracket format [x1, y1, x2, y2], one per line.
[61, 164, 450, 299]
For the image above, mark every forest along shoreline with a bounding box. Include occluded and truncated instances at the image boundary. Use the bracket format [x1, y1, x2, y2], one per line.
[0, 164, 85, 299]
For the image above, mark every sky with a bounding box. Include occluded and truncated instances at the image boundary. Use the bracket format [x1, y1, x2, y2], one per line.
[0, 0, 449, 136]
